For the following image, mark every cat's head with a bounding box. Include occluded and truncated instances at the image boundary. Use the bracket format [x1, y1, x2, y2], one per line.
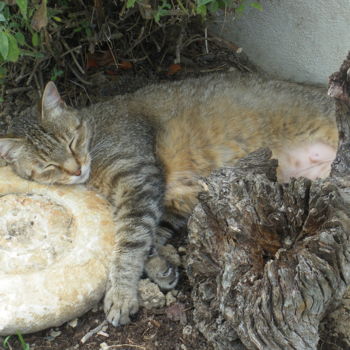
[0, 82, 91, 185]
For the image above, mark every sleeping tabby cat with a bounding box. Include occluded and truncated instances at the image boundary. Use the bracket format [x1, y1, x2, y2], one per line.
[0, 70, 338, 326]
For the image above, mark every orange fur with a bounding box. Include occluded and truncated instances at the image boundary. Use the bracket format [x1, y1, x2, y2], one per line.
[129, 74, 339, 215]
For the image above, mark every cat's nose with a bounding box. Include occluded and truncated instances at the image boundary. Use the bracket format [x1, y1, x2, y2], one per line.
[74, 168, 81, 176]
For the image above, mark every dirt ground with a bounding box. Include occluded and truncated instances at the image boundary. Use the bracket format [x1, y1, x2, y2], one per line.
[1, 46, 349, 350]
[2, 275, 210, 350]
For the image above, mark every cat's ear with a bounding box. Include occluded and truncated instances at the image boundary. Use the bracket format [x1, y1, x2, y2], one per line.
[41, 81, 66, 122]
[0, 137, 24, 162]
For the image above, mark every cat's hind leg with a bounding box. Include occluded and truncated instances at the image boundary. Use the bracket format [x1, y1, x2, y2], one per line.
[144, 209, 186, 290]
[144, 246, 179, 290]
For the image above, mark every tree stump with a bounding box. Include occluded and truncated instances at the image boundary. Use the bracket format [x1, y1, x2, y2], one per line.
[186, 54, 350, 350]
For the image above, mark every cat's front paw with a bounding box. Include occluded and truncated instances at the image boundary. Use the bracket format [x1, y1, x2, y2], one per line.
[104, 283, 139, 326]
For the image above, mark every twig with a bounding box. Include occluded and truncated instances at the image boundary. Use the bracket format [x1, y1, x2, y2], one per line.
[174, 27, 184, 64]
[26, 60, 41, 86]
[60, 45, 83, 58]
[118, 55, 149, 63]
[176, 0, 188, 14]
[5, 87, 32, 95]
[151, 36, 161, 53]
[208, 33, 242, 54]
[62, 39, 86, 75]
[125, 25, 160, 55]
[182, 34, 203, 48]
[103, 345, 146, 349]
[38, 69, 44, 90]
[104, 27, 119, 69]
[204, 27, 209, 54]
[80, 320, 108, 343]
[70, 79, 92, 105]
[69, 64, 92, 86]
[33, 72, 42, 94]
[140, 44, 153, 66]
[14, 64, 28, 83]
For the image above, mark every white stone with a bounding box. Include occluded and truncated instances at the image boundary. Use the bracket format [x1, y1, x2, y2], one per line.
[178, 246, 186, 254]
[68, 318, 79, 328]
[49, 329, 62, 339]
[100, 342, 109, 350]
[166, 291, 177, 306]
[182, 325, 193, 336]
[0, 166, 115, 335]
[138, 278, 165, 309]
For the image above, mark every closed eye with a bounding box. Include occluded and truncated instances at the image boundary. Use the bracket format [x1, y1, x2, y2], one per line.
[43, 164, 56, 170]
[68, 137, 75, 152]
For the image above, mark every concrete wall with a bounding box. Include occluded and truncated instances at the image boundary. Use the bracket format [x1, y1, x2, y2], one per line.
[210, 0, 350, 85]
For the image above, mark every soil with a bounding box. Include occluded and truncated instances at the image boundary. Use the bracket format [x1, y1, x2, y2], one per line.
[2, 275, 209, 350]
[1, 45, 349, 350]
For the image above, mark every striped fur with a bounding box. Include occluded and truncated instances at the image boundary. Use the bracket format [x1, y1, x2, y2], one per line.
[0, 71, 338, 326]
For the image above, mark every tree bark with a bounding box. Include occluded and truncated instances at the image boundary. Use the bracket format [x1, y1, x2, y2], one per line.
[186, 54, 350, 350]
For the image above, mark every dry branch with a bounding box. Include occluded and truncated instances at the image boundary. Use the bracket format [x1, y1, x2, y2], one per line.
[186, 54, 350, 350]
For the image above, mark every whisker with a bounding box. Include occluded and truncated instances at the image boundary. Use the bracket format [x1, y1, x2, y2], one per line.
[289, 158, 334, 178]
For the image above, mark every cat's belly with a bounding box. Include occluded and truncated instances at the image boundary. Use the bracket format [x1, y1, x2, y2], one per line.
[275, 142, 336, 182]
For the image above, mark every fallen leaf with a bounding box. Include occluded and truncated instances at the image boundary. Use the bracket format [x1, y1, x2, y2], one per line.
[86, 54, 98, 70]
[165, 302, 187, 325]
[105, 69, 118, 76]
[167, 64, 182, 76]
[31, 0, 48, 31]
[118, 60, 133, 70]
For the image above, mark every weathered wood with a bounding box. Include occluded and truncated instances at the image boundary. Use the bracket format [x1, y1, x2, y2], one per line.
[186, 55, 350, 350]
[329, 52, 350, 178]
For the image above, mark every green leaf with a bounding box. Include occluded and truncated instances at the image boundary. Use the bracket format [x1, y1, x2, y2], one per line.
[235, 3, 246, 14]
[15, 31, 25, 45]
[197, 0, 213, 6]
[50, 67, 63, 81]
[16, 332, 30, 350]
[84, 27, 92, 37]
[196, 4, 207, 16]
[2, 4, 9, 20]
[3, 335, 12, 348]
[0, 2, 5, 12]
[0, 66, 7, 78]
[209, 1, 219, 13]
[6, 33, 20, 62]
[32, 32, 40, 47]
[21, 49, 44, 58]
[154, 11, 160, 23]
[250, 2, 263, 10]
[16, 0, 27, 19]
[0, 31, 9, 59]
[0, 13, 5, 22]
[126, 0, 138, 8]
[154, 1, 171, 23]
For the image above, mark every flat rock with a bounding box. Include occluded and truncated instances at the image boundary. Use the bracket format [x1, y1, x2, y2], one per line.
[0, 166, 115, 335]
